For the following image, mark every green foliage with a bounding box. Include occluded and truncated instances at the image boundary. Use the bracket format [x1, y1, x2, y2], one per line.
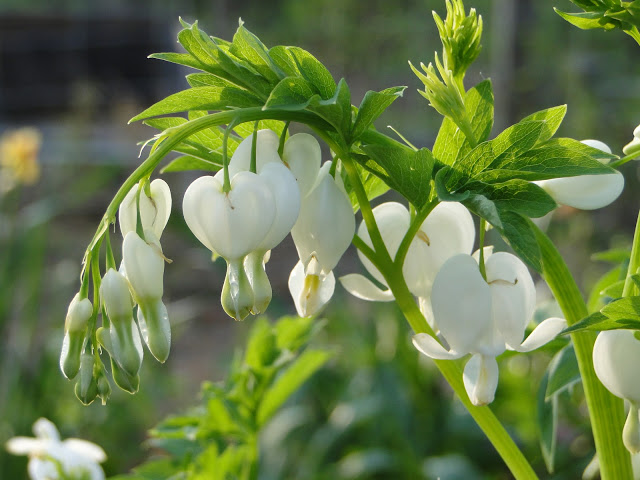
[111, 315, 329, 480]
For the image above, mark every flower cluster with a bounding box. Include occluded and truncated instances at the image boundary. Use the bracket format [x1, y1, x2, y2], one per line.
[183, 130, 354, 320]
[6, 418, 106, 480]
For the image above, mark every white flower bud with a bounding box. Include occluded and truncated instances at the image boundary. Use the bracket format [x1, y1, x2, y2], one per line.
[282, 133, 322, 197]
[291, 162, 355, 274]
[183, 170, 276, 260]
[118, 178, 171, 239]
[64, 293, 93, 333]
[535, 139, 624, 210]
[228, 129, 282, 177]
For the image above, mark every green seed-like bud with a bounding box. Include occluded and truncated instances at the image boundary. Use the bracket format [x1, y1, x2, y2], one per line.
[97, 371, 112, 405]
[137, 299, 171, 363]
[110, 356, 140, 394]
[74, 353, 98, 405]
[60, 331, 86, 380]
[221, 258, 254, 321]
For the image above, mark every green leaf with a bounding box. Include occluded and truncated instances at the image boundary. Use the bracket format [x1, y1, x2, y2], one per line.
[433, 79, 494, 166]
[149, 52, 209, 71]
[307, 78, 352, 134]
[537, 373, 559, 473]
[519, 105, 567, 147]
[463, 179, 557, 218]
[601, 279, 626, 299]
[186, 72, 246, 88]
[347, 161, 391, 212]
[351, 86, 406, 140]
[360, 143, 434, 206]
[592, 248, 631, 263]
[555, 9, 609, 29]
[229, 22, 284, 84]
[545, 345, 581, 399]
[475, 138, 616, 184]
[601, 296, 640, 320]
[130, 86, 262, 123]
[274, 316, 316, 352]
[587, 265, 624, 312]
[263, 76, 317, 110]
[269, 46, 337, 100]
[562, 311, 640, 334]
[500, 211, 542, 272]
[257, 349, 330, 426]
[245, 318, 279, 370]
[161, 155, 221, 173]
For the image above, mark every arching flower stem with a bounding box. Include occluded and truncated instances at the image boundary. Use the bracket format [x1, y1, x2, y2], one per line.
[623, 211, 640, 297]
[531, 220, 633, 480]
[393, 198, 438, 270]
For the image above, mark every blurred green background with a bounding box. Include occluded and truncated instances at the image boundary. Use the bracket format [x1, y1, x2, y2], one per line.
[0, 0, 638, 478]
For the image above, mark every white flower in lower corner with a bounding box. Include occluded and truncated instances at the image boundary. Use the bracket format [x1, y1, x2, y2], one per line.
[6, 418, 106, 480]
[535, 139, 624, 210]
[593, 330, 640, 453]
[412, 252, 566, 406]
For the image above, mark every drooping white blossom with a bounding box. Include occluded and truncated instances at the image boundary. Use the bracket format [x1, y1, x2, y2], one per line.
[413, 252, 566, 405]
[118, 178, 171, 239]
[593, 330, 640, 453]
[228, 129, 282, 177]
[535, 139, 624, 210]
[6, 418, 107, 480]
[282, 133, 322, 197]
[60, 293, 93, 379]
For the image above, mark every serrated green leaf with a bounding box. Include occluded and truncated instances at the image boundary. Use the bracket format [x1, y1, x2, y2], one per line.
[307, 78, 351, 134]
[537, 372, 558, 473]
[257, 349, 330, 426]
[601, 279, 625, 299]
[161, 155, 221, 173]
[464, 194, 502, 227]
[130, 86, 262, 123]
[229, 22, 284, 84]
[245, 318, 279, 370]
[562, 311, 640, 334]
[186, 72, 245, 88]
[263, 76, 317, 110]
[433, 79, 494, 166]
[434, 167, 470, 202]
[519, 105, 567, 147]
[592, 248, 631, 263]
[545, 345, 581, 399]
[360, 143, 434, 206]
[601, 296, 640, 320]
[351, 86, 406, 141]
[285, 46, 337, 99]
[555, 9, 609, 29]
[500, 211, 542, 272]
[587, 265, 624, 312]
[149, 52, 209, 71]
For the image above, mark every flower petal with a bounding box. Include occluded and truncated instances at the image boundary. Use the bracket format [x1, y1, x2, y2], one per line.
[228, 129, 281, 177]
[62, 439, 107, 463]
[33, 418, 60, 441]
[536, 171, 624, 210]
[288, 260, 335, 317]
[593, 330, 640, 404]
[463, 354, 499, 406]
[412, 333, 463, 360]
[339, 273, 395, 302]
[5, 437, 46, 455]
[282, 133, 322, 197]
[510, 316, 567, 352]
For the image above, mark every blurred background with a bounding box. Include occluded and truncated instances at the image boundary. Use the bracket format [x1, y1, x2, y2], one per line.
[0, 0, 639, 478]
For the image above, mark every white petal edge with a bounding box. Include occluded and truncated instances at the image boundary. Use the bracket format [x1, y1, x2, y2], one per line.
[339, 274, 395, 302]
[509, 317, 567, 352]
[62, 439, 107, 463]
[412, 333, 463, 360]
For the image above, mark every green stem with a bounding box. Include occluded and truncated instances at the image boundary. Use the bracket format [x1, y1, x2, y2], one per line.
[394, 199, 438, 268]
[623, 210, 640, 297]
[532, 221, 632, 480]
[609, 151, 639, 169]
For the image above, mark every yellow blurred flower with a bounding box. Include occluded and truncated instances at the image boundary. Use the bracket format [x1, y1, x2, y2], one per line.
[0, 127, 42, 191]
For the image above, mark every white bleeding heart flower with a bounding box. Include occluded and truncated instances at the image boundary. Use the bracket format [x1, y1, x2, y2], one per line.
[593, 330, 640, 453]
[6, 418, 107, 480]
[291, 162, 355, 275]
[288, 258, 335, 318]
[118, 178, 171, 239]
[412, 252, 566, 406]
[60, 293, 93, 380]
[228, 129, 282, 177]
[623, 124, 640, 158]
[341, 201, 474, 303]
[122, 230, 171, 363]
[282, 133, 322, 197]
[183, 170, 276, 261]
[535, 139, 624, 210]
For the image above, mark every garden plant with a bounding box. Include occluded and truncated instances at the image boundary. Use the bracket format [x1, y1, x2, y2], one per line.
[8, 0, 640, 478]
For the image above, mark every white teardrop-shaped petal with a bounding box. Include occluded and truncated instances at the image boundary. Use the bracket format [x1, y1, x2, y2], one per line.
[33, 418, 60, 441]
[535, 172, 624, 210]
[283, 133, 322, 197]
[65, 293, 93, 333]
[119, 179, 172, 239]
[228, 129, 282, 177]
[357, 202, 410, 286]
[485, 252, 536, 348]
[28, 458, 58, 480]
[418, 296, 438, 331]
[463, 354, 499, 406]
[623, 137, 640, 157]
[412, 333, 464, 360]
[288, 260, 335, 317]
[431, 254, 492, 354]
[183, 171, 276, 260]
[122, 231, 164, 301]
[406, 202, 475, 297]
[339, 273, 395, 302]
[593, 330, 640, 404]
[291, 162, 355, 273]
[472, 246, 494, 263]
[510, 317, 567, 352]
[5, 437, 46, 455]
[257, 161, 301, 251]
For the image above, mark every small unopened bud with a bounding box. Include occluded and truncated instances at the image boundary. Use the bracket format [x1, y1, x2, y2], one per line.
[109, 356, 140, 394]
[221, 259, 254, 321]
[624, 404, 640, 454]
[60, 294, 93, 380]
[137, 299, 170, 363]
[74, 353, 98, 405]
[96, 369, 111, 405]
[245, 250, 272, 315]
